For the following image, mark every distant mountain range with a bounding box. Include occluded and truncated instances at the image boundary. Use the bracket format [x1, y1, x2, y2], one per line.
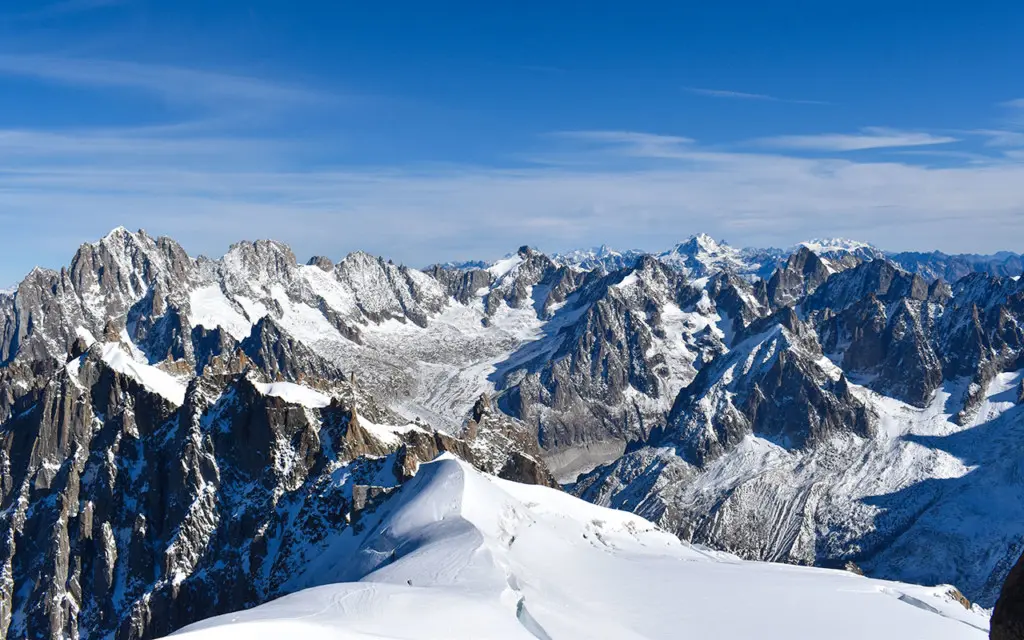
[548, 234, 1023, 283]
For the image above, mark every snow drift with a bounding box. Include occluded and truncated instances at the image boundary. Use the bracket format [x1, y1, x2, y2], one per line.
[173, 456, 988, 640]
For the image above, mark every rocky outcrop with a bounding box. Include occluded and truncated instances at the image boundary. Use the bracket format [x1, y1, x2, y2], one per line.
[765, 247, 835, 309]
[240, 316, 342, 381]
[460, 393, 556, 487]
[495, 257, 709, 479]
[306, 256, 334, 272]
[993, 551, 1024, 640]
[425, 264, 493, 304]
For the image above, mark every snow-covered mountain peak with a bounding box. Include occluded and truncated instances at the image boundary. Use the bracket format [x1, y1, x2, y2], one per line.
[95, 224, 141, 244]
[796, 238, 886, 263]
[687, 231, 720, 250]
[552, 244, 646, 272]
[799, 237, 875, 252]
[224, 238, 298, 269]
[339, 248, 381, 264]
[486, 253, 525, 279]
[667, 232, 725, 254]
[658, 234, 752, 279]
[218, 239, 300, 296]
[177, 455, 989, 640]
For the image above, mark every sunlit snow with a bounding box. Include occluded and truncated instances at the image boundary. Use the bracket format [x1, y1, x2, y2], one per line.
[99, 343, 187, 405]
[253, 381, 332, 408]
[174, 457, 987, 640]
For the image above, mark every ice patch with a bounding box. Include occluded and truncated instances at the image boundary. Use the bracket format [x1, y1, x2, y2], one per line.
[99, 343, 187, 405]
[253, 382, 331, 408]
[75, 326, 97, 345]
[613, 272, 639, 289]
[189, 285, 255, 341]
[357, 417, 428, 446]
[487, 255, 523, 279]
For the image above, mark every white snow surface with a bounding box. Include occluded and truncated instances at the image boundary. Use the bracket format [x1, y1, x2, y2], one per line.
[188, 284, 262, 340]
[796, 238, 878, 254]
[658, 233, 751, 278]
[355, 415, 429, 446]
[173, 457, 986, 640]
[252, 381, 332, 408]
[487, 255, 524, 279]
[99, 343, 187, 405]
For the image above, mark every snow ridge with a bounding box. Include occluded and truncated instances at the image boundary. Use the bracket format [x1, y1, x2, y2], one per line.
[175, 457, 989, 640]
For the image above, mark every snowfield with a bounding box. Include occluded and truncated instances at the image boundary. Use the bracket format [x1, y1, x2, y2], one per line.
[173, 457, 988, 640]
[98, 342, 188, 405]
[252, 381, 332, 408]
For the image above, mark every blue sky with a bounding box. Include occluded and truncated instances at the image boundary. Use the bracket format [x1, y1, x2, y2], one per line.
[1, 1, 1023, 284]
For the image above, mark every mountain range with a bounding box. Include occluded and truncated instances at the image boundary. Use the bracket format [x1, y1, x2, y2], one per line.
[1, 227, 1021, 638]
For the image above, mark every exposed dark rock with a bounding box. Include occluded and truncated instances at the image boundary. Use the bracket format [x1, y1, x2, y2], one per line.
[495, 258, 704, 477]
[993, 550, 1024, 640]
[240, 316, 342, 382]
[424, 264, 493, 304]
[765, 247, 833, 309]
[307, 256, 334, 272]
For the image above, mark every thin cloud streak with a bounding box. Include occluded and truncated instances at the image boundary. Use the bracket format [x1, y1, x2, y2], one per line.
[0, 128, 299, 167]
[551, 130, 695, 158]
[0, 55, 326, 111]
[754, 127, 958, 151]
[685, 86, 829, 105]
[1000, 99, 1024, 129]
[961, 129, 1024, 149]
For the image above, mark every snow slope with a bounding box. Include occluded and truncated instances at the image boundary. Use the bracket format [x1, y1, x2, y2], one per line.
[252, 381, 332, 408]
[173, 456, 987, 640]
[99, 342, 188, 405]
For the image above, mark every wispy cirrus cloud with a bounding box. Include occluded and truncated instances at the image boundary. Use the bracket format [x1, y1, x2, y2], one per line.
[0, 127, 298, 166]
[963, 129, 1024, 148]
[753, 127, 958, 151]
[685, 86, 829, 105]
[999, 98, 1024, 129]
[551, 130, 694, 158]
[0, 55, 326, 113]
